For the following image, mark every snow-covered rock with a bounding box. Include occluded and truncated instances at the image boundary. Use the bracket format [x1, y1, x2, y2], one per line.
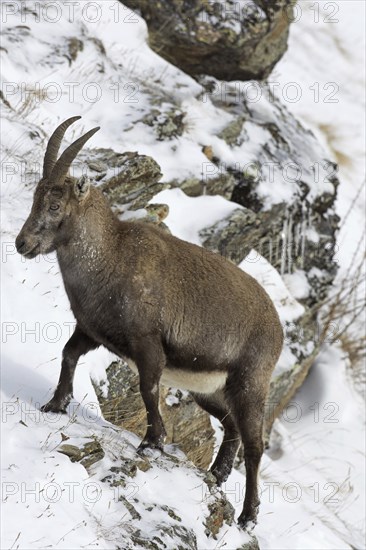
[121, 0, 292, 81]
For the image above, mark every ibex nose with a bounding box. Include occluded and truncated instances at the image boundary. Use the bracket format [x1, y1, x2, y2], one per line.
[15, 236, 26, 253]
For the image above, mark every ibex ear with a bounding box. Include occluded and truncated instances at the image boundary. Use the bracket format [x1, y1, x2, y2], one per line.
[74, 175, 90, 201]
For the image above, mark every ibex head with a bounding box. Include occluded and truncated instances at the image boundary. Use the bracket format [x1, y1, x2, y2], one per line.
[16, 117, 99, 258]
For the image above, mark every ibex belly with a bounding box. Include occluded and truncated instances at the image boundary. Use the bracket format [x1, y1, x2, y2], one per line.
[126, 359, 227, 394]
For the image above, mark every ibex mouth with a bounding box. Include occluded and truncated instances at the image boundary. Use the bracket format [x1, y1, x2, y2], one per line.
[22, 244, 40, 259]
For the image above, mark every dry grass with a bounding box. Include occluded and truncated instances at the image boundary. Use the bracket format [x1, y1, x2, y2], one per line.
[316, 194, 366, 393]
[341, 331, 366, 391]
[320, 248, 365, 342]
[101, 397, 146, 438]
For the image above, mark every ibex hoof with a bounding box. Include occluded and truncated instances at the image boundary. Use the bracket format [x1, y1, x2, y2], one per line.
[237, 509, 258, 531]
[137, 439, 164, 455]
[210, 466, 230, 487]
[40, 400, 68, 414]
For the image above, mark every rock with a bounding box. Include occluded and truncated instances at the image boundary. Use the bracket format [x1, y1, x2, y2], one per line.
[141, 108, 186, 141]
[120, 496, 142, 521]
[98, 151, 164, 210]
[65, 37, 83, 63]
[76, 148, 166, 212]
[136, 458, 152, 472]
[162, 389, 215, 469]
[202, 145, 214, 161]
[171, 177, 206, 197]
[205, 494, 234, 538]
[121, 0, 293, 81]
[58, 439, 105, 470]
[54, 425, 250, 549]
[170, 172, 236, 199]
[161, 505, 182, 522]
[93, 361, 215, 470]
[200, 207, 259, 263]
[203, 485, 259, 547]
[96, 435, 242, 549]
[130, 525, 197, 550]
[200, 204, 338, 304]
[119, 203, 170, 232]
[144, 204, 170, 224]
[218, 115, 247, 146]
[238, 538, 261, 550]
[111, 461, 138, 478]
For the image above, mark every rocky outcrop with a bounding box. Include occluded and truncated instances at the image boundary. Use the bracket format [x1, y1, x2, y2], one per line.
[57, 431, 257, 548]
[77, 148, 165, 211]
[121, 0, 293, 81]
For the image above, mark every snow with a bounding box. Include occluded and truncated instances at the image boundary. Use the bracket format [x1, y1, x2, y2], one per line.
[240, 253, 307, 374]
[1, 1, 365, 549]
[150, 188, 240, 245]
[283, 270, 311, 300]
[240, 252, 305, 323]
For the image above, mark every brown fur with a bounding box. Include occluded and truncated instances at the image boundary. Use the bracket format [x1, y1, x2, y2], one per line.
[16, 119, 283, 529]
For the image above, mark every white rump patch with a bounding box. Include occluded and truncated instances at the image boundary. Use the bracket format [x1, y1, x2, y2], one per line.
[125, 359, 227, 394]
[161, 368, 227, 394]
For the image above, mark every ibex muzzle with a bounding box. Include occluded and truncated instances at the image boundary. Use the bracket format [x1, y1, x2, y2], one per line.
[16, 117, 284, 529]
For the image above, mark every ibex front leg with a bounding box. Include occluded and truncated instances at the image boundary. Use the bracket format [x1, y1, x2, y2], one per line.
[41, 325, 98, 413]
[133, 338, 167, 452]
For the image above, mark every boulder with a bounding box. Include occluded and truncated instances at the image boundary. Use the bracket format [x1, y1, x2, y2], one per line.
[121, 0, 293, 81]
[58, 438, 105, 470]
[81, 148, 165, 211]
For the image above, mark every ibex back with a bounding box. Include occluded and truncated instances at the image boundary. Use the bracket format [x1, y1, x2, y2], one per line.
[16, 117, 283, 529]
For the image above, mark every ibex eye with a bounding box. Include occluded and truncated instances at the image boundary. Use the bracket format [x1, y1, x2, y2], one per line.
[50, 204, 60, 211]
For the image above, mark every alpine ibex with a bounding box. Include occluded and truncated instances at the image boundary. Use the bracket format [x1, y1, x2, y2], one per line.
[16, 117, 283, 529]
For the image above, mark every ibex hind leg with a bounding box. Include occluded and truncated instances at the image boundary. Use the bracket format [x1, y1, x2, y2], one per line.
[191, 391, 240, 485]
[225, 367, 269, 530]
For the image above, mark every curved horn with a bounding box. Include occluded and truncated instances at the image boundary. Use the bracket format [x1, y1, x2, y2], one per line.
[50, 126, 100, 185]
[43, 116, 82, 178]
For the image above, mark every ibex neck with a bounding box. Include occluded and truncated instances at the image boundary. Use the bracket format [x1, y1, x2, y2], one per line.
[57, 188, 118, 274]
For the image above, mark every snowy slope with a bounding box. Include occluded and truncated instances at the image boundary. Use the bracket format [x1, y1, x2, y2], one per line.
[1, 1, 365, 549]
[275, 0, 366, 279]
